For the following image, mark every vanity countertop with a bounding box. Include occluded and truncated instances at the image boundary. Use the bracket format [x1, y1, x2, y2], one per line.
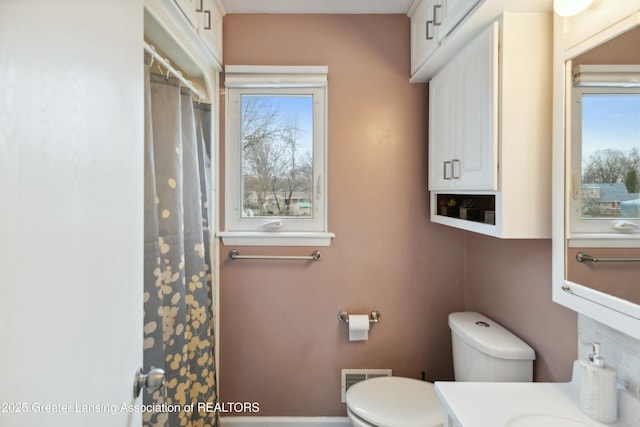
[435, 379, 640, 427]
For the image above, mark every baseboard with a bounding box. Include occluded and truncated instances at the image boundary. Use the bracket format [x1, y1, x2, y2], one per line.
[219, 416, 350, 427]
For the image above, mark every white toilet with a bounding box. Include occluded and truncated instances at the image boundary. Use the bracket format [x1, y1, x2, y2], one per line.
[345, 312, 536, 427]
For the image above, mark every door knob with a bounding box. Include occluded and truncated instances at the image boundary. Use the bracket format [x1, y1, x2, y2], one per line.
[133, 368, 165, 398]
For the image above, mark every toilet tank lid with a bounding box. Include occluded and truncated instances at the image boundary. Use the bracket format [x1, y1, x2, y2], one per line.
[449, 312, 536, 360]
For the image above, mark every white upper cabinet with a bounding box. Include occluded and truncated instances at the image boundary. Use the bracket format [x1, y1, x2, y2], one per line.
[409, 0, 481, 77]
[173, 0, 200, 28]
[410, 0, 442, 76]
[409, 0, 551, 82]
[440, 0, 480, 38]
[429, 23, 497, 191]
[429, 13, 553, 239]
[146, 0, 224, 69]
[196, 0, 224, 61]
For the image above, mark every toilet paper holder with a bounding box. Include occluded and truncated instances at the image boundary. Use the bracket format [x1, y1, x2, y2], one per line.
[338, 310, 381, 324]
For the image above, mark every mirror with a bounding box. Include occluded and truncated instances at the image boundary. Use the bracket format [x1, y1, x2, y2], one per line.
[567, 27, 640, 303]
[553, 8, 640, 339]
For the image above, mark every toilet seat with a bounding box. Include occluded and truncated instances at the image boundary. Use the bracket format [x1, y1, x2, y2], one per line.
[346, 376, 444, 427]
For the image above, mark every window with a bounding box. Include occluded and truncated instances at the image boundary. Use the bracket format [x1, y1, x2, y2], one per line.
[220, 66, 334, 246]
[569, 65, 640, 243]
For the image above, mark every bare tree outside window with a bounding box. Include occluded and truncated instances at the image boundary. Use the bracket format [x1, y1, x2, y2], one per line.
[240, 95, 314, 218]
[583, 147, 640, 188]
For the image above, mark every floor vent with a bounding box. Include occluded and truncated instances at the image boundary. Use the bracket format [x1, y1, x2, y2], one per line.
[341, 369, 392, 402]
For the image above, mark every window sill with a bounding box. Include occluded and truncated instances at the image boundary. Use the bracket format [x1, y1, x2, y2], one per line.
[568, 233, 640, 248]
[217, 231, 335, 247]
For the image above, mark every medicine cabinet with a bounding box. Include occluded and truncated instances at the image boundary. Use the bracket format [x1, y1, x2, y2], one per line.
[552, 3, 640, 340]
[428, 13, 552, 238]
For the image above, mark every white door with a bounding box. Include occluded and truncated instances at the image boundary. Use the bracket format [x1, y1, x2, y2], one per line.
[0, 2, 144, 426]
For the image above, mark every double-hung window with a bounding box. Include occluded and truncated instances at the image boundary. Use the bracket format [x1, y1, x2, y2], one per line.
[221, 66, 334, 246]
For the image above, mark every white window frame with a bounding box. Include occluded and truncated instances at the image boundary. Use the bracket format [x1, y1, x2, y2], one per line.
[219, 65, 334, 246]
[568, 81, 640, 247]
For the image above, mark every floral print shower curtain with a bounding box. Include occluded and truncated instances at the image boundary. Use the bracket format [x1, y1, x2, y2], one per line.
[143, 59, 217, 427]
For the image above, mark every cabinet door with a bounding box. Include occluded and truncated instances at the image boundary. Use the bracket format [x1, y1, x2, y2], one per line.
[173, 0, 199, 28]
[454, 22, 498, 190]
[429, 63, 457, 191]
[439, 0, 481, 40]
[197, 0, 223, 63]
[411, 0, 441, 75]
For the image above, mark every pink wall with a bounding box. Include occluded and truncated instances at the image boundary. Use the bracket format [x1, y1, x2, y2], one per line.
[220, 14, 577, 416]
[567, 247, 640, 305]
[464, 234, 577, 382]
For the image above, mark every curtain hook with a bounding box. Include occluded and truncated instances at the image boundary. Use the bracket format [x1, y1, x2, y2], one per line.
[148, 45, 155, 69]
[154, 59, 165, 77]
[162, 57, 171, 79]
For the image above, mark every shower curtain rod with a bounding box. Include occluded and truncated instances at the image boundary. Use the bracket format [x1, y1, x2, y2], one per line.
[143, 41, 207, 101]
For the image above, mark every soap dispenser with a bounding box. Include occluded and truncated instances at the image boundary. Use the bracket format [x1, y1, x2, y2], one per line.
[579, 342, 617, 423]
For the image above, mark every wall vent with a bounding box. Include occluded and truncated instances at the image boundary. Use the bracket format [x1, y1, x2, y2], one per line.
[340, 369, 392, 402]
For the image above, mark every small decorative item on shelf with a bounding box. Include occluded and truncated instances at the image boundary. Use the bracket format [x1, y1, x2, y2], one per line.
[439, 199, 448, 216]
[467, 208, 481, 221]
[459, 199, 474, 220]
[484, 210, 495, 225]
[446, 199, 459, 218]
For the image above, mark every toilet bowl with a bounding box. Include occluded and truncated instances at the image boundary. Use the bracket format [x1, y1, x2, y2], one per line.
[346, 376, 444, 427]
[347, 377, 444, 427]
[345, 312, 536, 427]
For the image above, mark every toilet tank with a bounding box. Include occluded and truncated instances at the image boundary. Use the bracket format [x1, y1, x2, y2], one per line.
[449, 312, 535, 382]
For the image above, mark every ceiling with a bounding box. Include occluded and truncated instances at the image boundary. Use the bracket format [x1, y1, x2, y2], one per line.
[220, 0, 415, 14]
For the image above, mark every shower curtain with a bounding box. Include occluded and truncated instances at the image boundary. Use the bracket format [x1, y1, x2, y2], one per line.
[143, 58, 217, 427]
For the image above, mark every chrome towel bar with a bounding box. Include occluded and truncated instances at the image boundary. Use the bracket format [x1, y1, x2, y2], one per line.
[338, 310, 381, 324]
[229, 249, 321, 261]
[576, 252, 640, 263]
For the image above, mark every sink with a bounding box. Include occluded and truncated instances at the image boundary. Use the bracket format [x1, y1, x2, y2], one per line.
[506, 414, 594, 427]
[435, 361, 640, 427]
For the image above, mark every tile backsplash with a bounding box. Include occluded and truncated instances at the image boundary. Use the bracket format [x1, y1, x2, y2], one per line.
[578, 314, 640, 398]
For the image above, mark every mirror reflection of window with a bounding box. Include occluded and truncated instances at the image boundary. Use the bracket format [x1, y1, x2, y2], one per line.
[570, 64, 640, 235]
[579, 91, 640, 220]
